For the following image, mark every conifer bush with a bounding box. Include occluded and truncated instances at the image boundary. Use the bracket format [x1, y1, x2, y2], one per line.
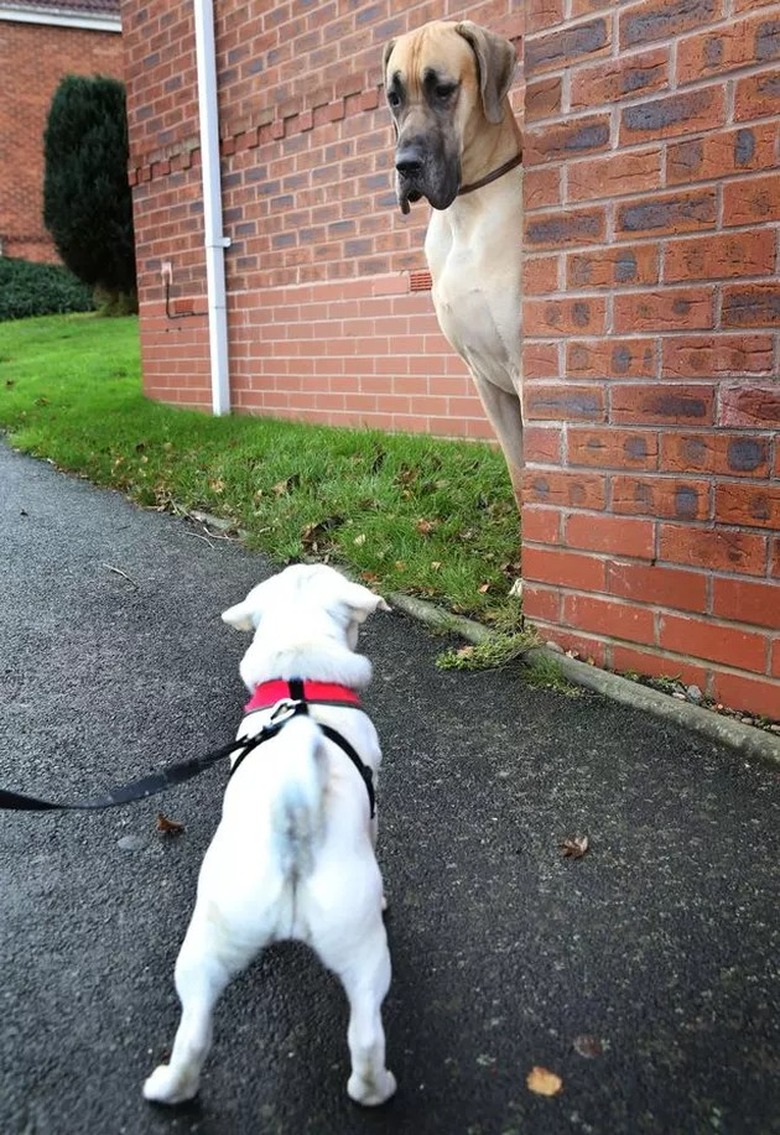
[43, 75, 137, 313]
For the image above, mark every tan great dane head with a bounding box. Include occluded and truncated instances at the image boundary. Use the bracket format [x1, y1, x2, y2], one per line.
[382, 21, 517, 214]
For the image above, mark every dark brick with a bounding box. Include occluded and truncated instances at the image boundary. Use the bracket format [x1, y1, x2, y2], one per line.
[615, 252, 637, 283]
[651, 394, 708, 418]
[675, 486, 700, 518]
[527, 116, 610, 161]
[728, 438, 767, 473]
[525, 19, 608, 75]
[625, 436, 648, 459]
[683, 437, 708, 464]
[572, 301, 591, 327]
[723, 287, 780, 327]
[703, 36, 723, 67]
[621, 0, 717, 48]
[622, 89, 712, 133]
[526, 211, 603, 246]
[624, 62, 666, 93]
[734, 128, 755, 166]
[756, 20, 780, 62]
[618, 192, 715, 233]
[612, 345, 632, 373]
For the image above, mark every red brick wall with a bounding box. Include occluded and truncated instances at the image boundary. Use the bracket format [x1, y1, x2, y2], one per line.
[122, 0, 523, 423]
[522, 0, 780, 719]
[0, 19, 123, 262]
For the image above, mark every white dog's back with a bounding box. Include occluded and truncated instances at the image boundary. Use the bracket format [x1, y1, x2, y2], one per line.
[262, 714, 327, 881]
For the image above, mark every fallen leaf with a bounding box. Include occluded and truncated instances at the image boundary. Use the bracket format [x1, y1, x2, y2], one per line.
[478, 582, 491, 594]
[394, 465, 418, 487]
[272, 473, 300, 496]
[526, 1066, 562, 1096]
[561, 835, 589, 859]
[156, 813, 184, 835]
[360, 570, 381, 584]
[573, 1034, 604, 1059]
[353, 533, 366, 546]
[209, 478, 225, 494]
[301, 515, 344, 553]
[416, 518, 436, 536]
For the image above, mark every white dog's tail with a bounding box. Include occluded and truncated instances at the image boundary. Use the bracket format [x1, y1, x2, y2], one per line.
[270, 715, 328, 880]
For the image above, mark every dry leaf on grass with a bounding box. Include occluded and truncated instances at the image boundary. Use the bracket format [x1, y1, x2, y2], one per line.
[561, 835, 589, 859]
[156, 813, 185, 836]
[526, 1066, 563, 1096]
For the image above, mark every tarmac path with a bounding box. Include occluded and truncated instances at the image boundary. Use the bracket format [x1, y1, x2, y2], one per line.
[1, 442, 778, 1135]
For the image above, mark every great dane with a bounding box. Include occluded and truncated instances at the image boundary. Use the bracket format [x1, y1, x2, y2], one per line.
[382, 20, 524, 504]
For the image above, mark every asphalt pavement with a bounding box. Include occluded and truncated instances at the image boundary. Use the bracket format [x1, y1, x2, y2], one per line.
[1, 441, 778, 1135]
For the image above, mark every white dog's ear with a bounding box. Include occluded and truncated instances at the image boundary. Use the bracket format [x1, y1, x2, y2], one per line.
[221, 600, 256, 632]
[336, 578, 391, 623]
[456, 21, 517, 125]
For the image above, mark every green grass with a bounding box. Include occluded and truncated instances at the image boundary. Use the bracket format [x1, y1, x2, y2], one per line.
[0, 313, 524, 628]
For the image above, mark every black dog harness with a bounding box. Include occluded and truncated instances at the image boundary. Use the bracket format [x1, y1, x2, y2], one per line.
[231, 678, 376, 818]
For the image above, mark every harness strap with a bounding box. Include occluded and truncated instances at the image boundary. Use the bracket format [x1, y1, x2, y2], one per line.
[229, 687, 376, 818]
[245, 678, 362, 714]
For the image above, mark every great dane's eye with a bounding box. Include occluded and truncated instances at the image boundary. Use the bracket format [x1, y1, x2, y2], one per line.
[386, 89, 402, 109]
[434, 83, 456, 101]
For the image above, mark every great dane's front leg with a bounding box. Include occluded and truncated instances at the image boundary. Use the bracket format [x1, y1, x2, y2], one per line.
[471, 376, 525, 506]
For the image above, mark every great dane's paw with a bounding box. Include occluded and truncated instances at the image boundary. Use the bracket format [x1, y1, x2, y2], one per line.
[348, 1068, 397, 1107]
[143, 1064, 199, 1105]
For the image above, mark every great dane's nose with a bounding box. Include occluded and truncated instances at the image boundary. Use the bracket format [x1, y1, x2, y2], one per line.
[395, 144, 424, 177]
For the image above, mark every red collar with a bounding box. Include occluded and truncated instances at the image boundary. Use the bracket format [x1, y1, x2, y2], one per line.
[244, 679, 362, 715]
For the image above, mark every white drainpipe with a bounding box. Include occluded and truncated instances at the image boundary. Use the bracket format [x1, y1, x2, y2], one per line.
[193, 0, 231, 415]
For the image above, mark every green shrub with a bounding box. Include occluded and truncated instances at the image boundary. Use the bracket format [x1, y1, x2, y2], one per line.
[43, 74, 137, 311]
[0, 257, 95, 322]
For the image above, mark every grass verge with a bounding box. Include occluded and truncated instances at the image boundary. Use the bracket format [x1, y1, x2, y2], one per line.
[0, 313, 525, 630]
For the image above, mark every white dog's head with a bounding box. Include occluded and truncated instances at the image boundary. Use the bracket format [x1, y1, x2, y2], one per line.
[222, 563, 390, 691]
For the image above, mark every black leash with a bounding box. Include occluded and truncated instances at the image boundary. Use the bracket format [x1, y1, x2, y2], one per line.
[1, 687, 375, 818]
[0, 733, 265, 813]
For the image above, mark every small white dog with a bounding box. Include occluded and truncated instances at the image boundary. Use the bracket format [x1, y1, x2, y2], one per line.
[143, 563, 396, 1108]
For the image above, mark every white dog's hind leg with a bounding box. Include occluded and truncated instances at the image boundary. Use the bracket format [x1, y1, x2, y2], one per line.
[327, 926, 396, 1107]
[143, 926, 236, 1105]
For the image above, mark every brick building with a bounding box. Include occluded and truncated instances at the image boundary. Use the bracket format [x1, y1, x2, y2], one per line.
[0, 0, 123, 263]
[121, 0, 779, 720]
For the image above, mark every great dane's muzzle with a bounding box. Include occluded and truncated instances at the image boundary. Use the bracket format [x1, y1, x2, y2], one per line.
[393, 131, 461, 215]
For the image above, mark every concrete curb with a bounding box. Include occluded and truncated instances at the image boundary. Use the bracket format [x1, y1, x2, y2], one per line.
[186, 510, 780, 769]
[388, 592, 780, 769]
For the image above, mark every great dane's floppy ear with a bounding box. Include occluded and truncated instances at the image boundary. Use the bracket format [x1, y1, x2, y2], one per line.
[455, 21, 517, 125]
[382, 38, 396, 76]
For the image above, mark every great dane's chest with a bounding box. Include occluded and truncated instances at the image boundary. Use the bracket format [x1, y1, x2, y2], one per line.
[424, 198, 522, 389]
